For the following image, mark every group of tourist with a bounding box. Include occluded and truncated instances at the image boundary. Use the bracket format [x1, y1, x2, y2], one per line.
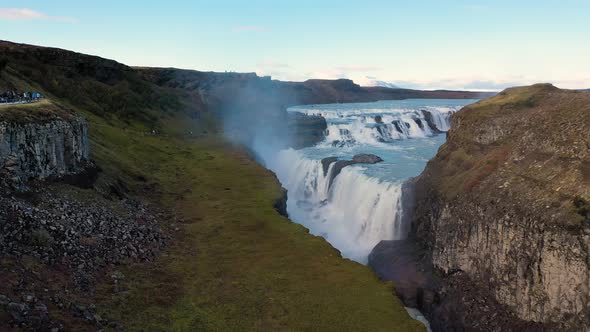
[0, 90, 43, 104]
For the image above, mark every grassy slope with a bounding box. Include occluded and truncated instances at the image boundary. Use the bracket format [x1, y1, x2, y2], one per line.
[0, 41, 423, 330]
[421, 84, 590, 225]
[0, 99, 78, 123]
[83, 110, 423, 331]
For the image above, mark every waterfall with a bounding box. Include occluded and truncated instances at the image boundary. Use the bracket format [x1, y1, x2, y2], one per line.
[262, 99, 473, 264]
[296, 107, 456, 147]
[266, 149, 408, 263]
[260, 99, 474, 331]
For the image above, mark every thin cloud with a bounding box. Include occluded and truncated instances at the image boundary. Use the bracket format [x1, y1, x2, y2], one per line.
[259, 60, 289, 68]
[385, 78, 521, 91]
[0, 8, 77, 22]
[334, 65, 381, 72]
[233, 26, 269, 32]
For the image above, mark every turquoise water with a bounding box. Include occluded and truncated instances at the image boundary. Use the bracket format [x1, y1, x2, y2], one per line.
[290, 99, 477, 183]
[265, 98, 477, 263]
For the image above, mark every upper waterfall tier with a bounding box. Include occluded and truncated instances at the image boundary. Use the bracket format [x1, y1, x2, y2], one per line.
[289, 99, 469, 147]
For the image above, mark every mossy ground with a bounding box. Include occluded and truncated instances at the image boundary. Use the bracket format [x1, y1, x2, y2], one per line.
[0, 43, 422, 330]
[76, 108, 423, 331]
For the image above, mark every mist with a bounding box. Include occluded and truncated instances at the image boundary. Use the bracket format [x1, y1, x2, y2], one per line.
[212, 75, 325, 164]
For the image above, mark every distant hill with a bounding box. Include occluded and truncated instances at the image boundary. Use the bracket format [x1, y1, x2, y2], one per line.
[0, 40, 494, 129]
[138, 68, 495, 108]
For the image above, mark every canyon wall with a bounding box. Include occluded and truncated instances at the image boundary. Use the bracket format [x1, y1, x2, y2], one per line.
[412, 84, 590, 330]
[0, 116, 90, 184]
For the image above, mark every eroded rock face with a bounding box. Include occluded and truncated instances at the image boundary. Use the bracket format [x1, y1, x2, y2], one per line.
[369, 239, 438, 312]
[368, 239, 549, 331]
[428, 200, 590, 327]
[0, 117, 90, 184]
[411, 84, 590, 330]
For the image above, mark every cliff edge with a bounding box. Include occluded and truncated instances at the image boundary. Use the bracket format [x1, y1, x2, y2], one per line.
[412, 84, 590, 330]
[0, 102, 90, 189]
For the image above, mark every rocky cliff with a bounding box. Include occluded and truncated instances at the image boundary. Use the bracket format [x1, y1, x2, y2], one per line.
[0, 110, 90, 187]
[411, 84, 590, 330]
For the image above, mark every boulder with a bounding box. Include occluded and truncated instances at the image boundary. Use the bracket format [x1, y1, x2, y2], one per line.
[328, 160, 356, 188]
[352, 154, 383, 164]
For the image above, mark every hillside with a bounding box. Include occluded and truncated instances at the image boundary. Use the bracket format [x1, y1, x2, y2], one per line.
[137, 67, 493, 107]
[0, 40, 432, 330]
[409, 84, 590, 330]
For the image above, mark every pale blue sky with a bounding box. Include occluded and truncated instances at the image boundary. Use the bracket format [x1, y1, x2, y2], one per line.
[1, 0, 589, 90]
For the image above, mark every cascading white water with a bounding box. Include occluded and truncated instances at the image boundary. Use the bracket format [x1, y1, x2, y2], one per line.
[263, 99, 476, 264]
[267, 149, 407, 263]
[305, 106, 453, 146]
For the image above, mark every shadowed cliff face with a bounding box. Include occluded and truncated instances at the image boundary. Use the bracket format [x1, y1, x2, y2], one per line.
[0, 101, 91, 191]
[0, 117, 89, 179]
[412, 84, 590, 330]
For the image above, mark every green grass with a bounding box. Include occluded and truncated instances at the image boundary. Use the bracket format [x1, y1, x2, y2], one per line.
[0, 42, 423, 330]
[453, 83, 557, 124]
[76, 109, 424, 331]
[0, 99, 79, 123]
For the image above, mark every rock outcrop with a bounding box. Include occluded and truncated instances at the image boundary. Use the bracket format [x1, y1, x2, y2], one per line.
[322, 154, 384, 187]
[369, 239, 438, 311]
[352, 153, 384, 164]
[409, 84, 590, 330]
[0, 117, 90, 186]
[286, 112, 327, 149]
[420, 110, 443, 133]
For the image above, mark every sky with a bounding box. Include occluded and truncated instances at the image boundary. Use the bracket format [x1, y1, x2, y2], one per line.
[1, 0, 589, 90]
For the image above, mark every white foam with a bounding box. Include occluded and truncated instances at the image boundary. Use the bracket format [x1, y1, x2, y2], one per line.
[266, 149, 408, 263]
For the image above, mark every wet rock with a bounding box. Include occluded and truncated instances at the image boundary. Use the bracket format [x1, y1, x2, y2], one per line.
[273, 187, 289, 218]
[323, 154, 384, 188]
[328, 160, 356, 188]
[352, 154, 383, 164]
[392, 120, 405, 134]
[321, 157, 338, 176]
[369, 239, 438, 312]
[420, 110, 443, 133]
[414, 118, 425, 130]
